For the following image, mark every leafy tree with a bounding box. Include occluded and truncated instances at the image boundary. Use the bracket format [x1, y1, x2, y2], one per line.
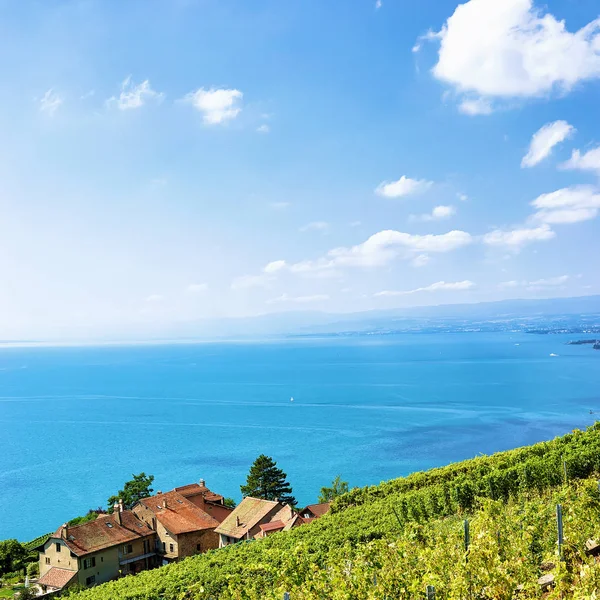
[107, 473, 154, 511]
[318, 475, 349, 503]
[223, 497, 236, 508]
[69, 508, 106, 526]
[240, 455, 296, 505]
[0, 539, 27, 576]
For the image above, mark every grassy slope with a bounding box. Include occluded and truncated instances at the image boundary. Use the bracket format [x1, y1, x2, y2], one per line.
[66, 425, 600, 599]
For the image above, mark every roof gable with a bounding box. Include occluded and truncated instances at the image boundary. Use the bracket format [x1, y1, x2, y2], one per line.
[215, 497, 282, 539]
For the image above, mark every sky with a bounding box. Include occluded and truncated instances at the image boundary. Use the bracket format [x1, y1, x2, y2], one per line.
[1, 0, 600, 339]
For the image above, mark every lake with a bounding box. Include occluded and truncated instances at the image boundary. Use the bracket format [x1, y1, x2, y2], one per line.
[1, 332, 599, 540]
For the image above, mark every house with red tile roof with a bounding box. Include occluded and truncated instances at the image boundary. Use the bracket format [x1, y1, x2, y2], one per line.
[37, 502, 156, 593]
[215, 498, 303, 546]
[173, 478, 234, 523]
[299, 502, 331, 521]
[132, 488, 221, 563]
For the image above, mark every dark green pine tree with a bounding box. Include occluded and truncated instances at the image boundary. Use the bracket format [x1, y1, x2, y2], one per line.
[240, 454, 297, 506]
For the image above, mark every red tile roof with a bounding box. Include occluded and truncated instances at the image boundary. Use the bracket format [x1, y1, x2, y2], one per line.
[50, 511, 153, 556]
[137, 491, 219, 534]
[215, 497, 282, 539]
[301, 502, 331, 518]
[38, 567, 77, 589]
[174, 483, 224, 504]
[259, 520, 285, 532]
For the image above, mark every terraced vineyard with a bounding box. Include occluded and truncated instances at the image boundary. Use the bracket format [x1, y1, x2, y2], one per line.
[66, 425, 600, 599]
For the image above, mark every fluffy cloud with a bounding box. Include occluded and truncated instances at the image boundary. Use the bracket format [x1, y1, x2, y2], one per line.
[483, 224, 555, 249]
[458, 98, 493, 115]
[500, 275, 572, 290]
[521, 121, 576, 167]
[410, 205, 456, 222]
[299, 221, 329, 232]
[560, 146, 600, 174]
[109, 76, 163, 110]
[263, 260, 287, 274]
[292, 229, 473, 272]
[530, 185, 600, 224]
[429, 0, 600, 111]
[375, 176, 433, 198]
[183, 87, 243, 124]
[256, 124, 270, 134]
[40, 89, 63, 115]
[375, 280, 475, 297]
[267, 293, 329, 304]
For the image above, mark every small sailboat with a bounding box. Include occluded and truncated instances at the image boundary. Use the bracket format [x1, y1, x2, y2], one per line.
[290, 396, 294, 403]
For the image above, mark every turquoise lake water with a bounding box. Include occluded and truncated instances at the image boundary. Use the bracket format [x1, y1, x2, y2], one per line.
[1, 332, 599, 540]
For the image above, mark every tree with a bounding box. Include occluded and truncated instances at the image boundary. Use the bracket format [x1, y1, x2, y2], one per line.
[240, 455, 296, 505]
[0, 539, 27, 576]
[318, 475, 349, 503]
[223, 497, 236, 508]
[107, 473, 154, 511]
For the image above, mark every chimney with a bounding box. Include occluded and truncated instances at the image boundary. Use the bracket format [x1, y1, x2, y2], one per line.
[235, 516, 240, 527]
[118, 499, 124, 513]
[162, 499, 167, 509]
[199, 478, 206, 488]
[114, 503, 121, 525]
[61, 523, 68, 540]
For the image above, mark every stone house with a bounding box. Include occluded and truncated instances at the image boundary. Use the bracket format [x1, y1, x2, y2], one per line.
[132, 489, 222, 563]
[215, 498, 301, 547]
[37, 502, 156, 593]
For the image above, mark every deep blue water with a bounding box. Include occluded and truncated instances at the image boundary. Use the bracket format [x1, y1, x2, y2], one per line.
[1, 333, 599, 541]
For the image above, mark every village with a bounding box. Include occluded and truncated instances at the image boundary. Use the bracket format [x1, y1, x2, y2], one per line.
[32, 479, 330, 596]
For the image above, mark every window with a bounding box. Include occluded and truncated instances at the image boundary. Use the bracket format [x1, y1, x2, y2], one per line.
[162, 542, 166, 552]
[45, 557, 50, 565]
[85, 575, 96, 586]
[169, 543, 174, 553]
[196, 544, 201, 551]
[123, 544, 133, 555]
[55, 543, 61, 553]
[83, 557, 96, 570]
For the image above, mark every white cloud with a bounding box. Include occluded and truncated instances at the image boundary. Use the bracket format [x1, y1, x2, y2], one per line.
[375, 175, 433, 198]
[457, 193, 469, 202]
[145, 294, 163, 303]
[560, 146, 600, 174]
[269, 201, 290, 210]
[483, 224, 555, 249]
[521, 121, 575, 167]
[375, 0, 382, 9]
[375, 280, 475, 297]
[290, 229, 472, 272]
[257, 124, 270, 134]
[263, 260, 287, 274]
[458, 98, 493, 115]
[429, 0, 600, 111]
[411, 254, 431, 268]
[410, 205, 456, 222]
[530, 185, 600, 224]
[267, 293, 329, 304]
[187, 283, 208, 293]
[499, 275, 572, 290]
[40, 89, 63, 116]
[108, 76, 163, 110]
[299, 221, 329, 232]
[183, 87, 243, 124]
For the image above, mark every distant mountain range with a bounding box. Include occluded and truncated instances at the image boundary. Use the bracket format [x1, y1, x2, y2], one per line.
[153, 294, 600, 340]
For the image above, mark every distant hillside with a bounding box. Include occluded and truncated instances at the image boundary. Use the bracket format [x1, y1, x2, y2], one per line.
[67, 424, 600, 599]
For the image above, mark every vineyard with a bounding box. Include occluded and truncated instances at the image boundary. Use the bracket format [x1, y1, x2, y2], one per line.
[65, 425, 600, 599]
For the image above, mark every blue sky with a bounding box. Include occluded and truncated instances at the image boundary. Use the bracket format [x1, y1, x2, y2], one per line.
[1, 0, 600, 339]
